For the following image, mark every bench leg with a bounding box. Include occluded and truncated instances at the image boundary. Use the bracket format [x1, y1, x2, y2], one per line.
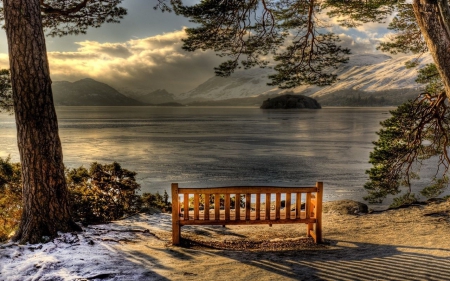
[173, 221, 181, 246]
[172, 183, 181, 245]
[307, 223, 313, 238]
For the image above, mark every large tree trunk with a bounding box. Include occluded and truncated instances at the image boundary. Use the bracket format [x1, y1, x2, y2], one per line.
[3, 0, 80, 244]
[413, 0, 450, 95]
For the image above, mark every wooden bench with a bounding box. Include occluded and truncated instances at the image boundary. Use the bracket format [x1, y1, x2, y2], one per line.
[171, 182, 323, 245]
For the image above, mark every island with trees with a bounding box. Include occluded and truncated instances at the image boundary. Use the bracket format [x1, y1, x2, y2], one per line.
[260, 94, 321, 109]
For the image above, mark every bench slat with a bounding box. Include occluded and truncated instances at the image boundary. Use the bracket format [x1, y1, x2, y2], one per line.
[286, 193, 291, 220]
[194, 194, 199, 220]
[179, 187, 318, 194]
[275, 193, 281, 220]
[235, 193, 240, 221]
[265, 193, 270, 220]
[204, 194, 210, 220]
[215, 193, 220, 220]
[245, 193, 251, 220]
[184, 194, 189, 220]
[255, 193, 260, 220]
[296, 193, 301, 219]
[305, 192, 311, 219]
[225, 194, 230, 221]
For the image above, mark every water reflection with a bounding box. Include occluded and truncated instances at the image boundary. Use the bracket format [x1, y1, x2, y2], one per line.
[0, 106, 423, 208]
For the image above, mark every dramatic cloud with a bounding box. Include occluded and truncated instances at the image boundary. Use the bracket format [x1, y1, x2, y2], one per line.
[0, 18, 392, 96]
[337, 33, 381, 54]
[48, 30, 224, 94]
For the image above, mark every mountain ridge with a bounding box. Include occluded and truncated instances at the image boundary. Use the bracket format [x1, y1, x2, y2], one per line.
[174, 53, 431, 106]
[52, 78, 144, 106]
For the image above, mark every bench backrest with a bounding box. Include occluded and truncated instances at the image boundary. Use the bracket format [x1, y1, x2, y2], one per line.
[171, 182, 323, 245]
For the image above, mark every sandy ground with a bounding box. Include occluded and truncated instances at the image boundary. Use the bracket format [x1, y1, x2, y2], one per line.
[1, 200, 450, 280]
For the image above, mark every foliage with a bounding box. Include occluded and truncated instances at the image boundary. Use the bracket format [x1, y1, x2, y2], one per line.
[376, 4, 427, 55]
[365, 65, 450, 206]
[390, 192, 419, 209]
[323, 0, 398, 28]
[0, 157, 22, 241]
[0, 1, 127, 37]
[0, 159, 174, 241]
[0, 69, 12, 113]
[155, 1, 437, 89]
[67, 162, 142, 225]
[160, 0, 352, 88]
[364, 102, 419, 204]
[141, 191, 171, 211]
[416, 64, 444, 95]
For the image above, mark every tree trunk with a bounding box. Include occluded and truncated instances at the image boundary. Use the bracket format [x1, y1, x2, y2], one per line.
[413, 0, 450, 95]
[3, 0, 80, 244]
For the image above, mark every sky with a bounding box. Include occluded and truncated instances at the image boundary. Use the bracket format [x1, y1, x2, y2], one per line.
[0, 1, 394, 95]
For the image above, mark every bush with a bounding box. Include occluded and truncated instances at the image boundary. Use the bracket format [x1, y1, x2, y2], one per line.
[390, 193, 419, 209]
[67, 162, 142, 225]
[0, 157, 22, 241]
[141, 190, 170, 211]
[0, 159, 171, 241]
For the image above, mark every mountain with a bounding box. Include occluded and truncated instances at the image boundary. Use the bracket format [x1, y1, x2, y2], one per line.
[52, 78, 144, 106]
[132, 89, 176, 105]
[175, 53, 433, 106]
[175, 68, 283, 102]
[187, 93, 280, 106]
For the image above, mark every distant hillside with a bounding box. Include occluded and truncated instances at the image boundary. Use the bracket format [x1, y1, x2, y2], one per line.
[52, 78, 144, 106]
[187, 93, 279, 106]
[133, 89, 176, 105]
[176, 68, 282, 102]
[175, 53, 432, 106]
[315, 89, 420, 107]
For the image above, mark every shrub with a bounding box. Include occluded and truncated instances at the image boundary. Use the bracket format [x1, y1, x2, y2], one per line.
[0, 157, 22, 241]
[0, 159, 170, 242]
[67, 162, 142, 225]
[390, 193, 419, 209]
[141, 190, 170, 211]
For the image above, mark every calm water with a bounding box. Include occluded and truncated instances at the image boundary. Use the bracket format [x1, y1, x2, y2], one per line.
[0, 106, 425, 207]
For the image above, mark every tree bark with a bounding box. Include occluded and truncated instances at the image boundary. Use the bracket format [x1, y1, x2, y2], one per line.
[3, 0, 80, 244]
[413, 0, 450, 96]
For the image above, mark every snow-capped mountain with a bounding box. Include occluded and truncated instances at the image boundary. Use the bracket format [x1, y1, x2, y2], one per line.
[175, 53, 433, 104]
[175, 68, 282, 102]
[310, 54, 432, 97]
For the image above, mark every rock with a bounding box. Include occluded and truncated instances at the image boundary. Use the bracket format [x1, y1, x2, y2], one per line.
[322, 200, 369, 215]
[260, 94, 321, 109]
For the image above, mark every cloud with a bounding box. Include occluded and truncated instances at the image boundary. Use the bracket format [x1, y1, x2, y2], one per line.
[337, 33, 380, 54]
[47, 29, 224, 94]
[0, 22, 392, 95]
[321, 9, 394, 55]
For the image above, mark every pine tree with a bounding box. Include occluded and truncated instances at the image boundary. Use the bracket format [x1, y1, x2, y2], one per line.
[2, 0, 126, 244]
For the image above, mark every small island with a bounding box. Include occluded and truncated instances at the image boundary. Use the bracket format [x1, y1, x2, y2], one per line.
[260, 94, 321, 109]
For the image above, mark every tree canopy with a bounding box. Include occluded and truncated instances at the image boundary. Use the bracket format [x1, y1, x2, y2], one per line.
[0, 0, 127, 36]
[155, 1, 429, 88]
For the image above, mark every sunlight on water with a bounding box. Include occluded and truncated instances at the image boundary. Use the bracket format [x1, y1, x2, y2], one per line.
[2, 106, 440, 208]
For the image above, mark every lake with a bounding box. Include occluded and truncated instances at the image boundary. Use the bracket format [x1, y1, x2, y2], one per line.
[0, 106, 427, 208]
